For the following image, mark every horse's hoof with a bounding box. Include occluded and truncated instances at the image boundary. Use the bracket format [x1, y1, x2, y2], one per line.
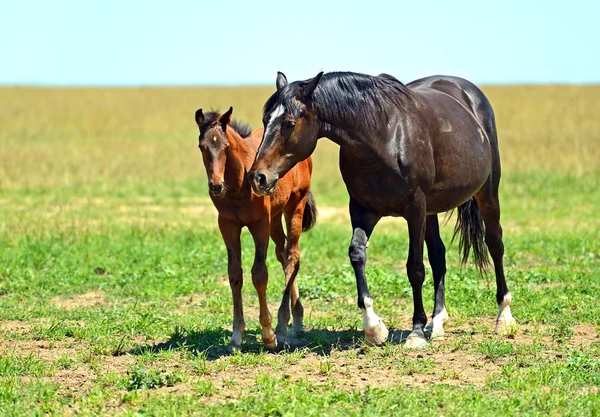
[263, 332, 278, 351]
[495, 316, 518, 336]
[364, 321, 389, 346]
[404, 333, 428, 349]
[227, 343, 241, 354]
[291, 321, 304, 336]
[429, 324, 445, 340]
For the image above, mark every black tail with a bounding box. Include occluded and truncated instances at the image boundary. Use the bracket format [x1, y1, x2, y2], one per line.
[452, 197, 490, 271]
[302, 191, 317, 232]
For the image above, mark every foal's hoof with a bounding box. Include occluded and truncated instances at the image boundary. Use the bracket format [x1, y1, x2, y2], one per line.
[364, 321, 389, 346]
[263, 332, 278, 351]
[404, 332, 428, 349]
[495, 316, 518, 336]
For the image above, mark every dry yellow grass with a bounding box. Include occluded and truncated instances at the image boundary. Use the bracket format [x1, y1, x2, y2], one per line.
[0, 84, 598, 194]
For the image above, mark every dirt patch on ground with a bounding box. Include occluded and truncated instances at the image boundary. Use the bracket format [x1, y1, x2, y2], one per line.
[571, 323, 598, 348]
[51, 291, 107, 310]
[1, 320, 36, 333]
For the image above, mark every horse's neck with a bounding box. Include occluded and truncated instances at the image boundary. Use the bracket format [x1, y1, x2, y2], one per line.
[224, 130, 252, 190]
[315, 100, 404, 158]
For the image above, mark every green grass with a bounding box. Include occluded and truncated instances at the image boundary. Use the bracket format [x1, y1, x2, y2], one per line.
[0, 85, 599, 416]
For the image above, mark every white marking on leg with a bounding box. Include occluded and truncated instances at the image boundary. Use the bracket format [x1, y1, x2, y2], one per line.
[496, 293, 517, 335]
[361, 297, 381, 329]
[361, 297, 389, 346]
[430, 307, 448, 339]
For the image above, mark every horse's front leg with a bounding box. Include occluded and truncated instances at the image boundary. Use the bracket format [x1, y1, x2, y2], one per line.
[218, 216, 245, 352]
[403, 190, 428, 349]
[248, 218, 277, 350]
[348, 199, 387, 345]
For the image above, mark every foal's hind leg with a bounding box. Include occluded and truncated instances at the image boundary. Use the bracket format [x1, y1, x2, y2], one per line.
[276, 198, 306, 344]
[475, 186, 517, 335]
[424, 215, 449, 340]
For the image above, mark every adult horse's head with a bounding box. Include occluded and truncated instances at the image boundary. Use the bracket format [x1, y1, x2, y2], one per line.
[194, 106, 235, 197]
[248, 71, 324, 196]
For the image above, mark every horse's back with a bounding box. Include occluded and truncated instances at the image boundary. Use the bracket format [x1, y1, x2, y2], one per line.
[407, 75, 497, 145]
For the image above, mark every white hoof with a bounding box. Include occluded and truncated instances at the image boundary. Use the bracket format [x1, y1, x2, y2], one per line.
[495, 314, 518, 336]
[496, 294, 518, 336]
[404, 332, 428, 349]
[426, 308, 448, 340]
[364, 321, 389, 346]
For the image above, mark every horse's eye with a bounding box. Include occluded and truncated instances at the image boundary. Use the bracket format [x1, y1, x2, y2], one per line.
[282, 119, 296, 128]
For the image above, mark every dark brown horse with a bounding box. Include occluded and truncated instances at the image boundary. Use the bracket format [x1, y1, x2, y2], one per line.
[195, 106, 316, 351]
[248, 71, 517, 348]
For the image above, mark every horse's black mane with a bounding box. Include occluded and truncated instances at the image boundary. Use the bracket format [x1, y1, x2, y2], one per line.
[264, 71, 414, 132]
[200, 111, 253, 138]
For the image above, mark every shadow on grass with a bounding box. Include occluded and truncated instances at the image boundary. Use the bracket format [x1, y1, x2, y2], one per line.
[126, 326, 416, 360]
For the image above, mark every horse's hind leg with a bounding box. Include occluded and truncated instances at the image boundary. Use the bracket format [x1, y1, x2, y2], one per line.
[218, 216, 245, 352]
[424, 215, 449, 339]
[276, 197, 306, 344]
[248, 218, 277, 350]
[475, 182, 517, 335]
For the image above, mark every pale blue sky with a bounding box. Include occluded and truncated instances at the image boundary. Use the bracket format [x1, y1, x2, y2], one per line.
[1, 0, 597, 85]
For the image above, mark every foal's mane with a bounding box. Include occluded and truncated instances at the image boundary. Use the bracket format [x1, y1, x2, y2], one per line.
[264, 72, 414, 132]
[200, 111, 253, 138]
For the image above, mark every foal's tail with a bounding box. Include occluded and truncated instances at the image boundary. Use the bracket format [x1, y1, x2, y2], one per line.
[452, 197, 490, 271]
[302, 191, 318, 232]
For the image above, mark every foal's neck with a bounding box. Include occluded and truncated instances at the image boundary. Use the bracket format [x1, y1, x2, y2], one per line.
[223, 129, 253, 192]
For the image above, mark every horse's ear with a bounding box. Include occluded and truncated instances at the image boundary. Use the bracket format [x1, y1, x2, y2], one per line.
[195, 109, 204, 126]
[299, 71, 324, 101]
[219, 106, 233, 131]
[276, 71, 288, 91]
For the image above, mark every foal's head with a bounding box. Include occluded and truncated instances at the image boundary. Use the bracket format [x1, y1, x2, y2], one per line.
[248, 71, 324, 196]
[194, 107, 236, 197]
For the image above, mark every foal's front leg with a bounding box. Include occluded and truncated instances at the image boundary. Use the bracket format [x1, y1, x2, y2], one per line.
[218, 216, 245, 352]
[348, 199, 387, 345]
[248, 219, 277, 350]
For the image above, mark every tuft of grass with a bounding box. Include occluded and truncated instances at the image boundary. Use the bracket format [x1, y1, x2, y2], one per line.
[124, 365, 182, 391]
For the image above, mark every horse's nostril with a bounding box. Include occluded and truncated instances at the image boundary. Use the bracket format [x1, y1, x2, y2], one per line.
[209, 182, 223, 192]
[257, 173, 267, 188]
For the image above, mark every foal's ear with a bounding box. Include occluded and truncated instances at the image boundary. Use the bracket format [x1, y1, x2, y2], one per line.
[276, 71, 288, 91]
[219, 106, 233, 130]
[195, 109, 204, 126]
[299, 71, 324, 101]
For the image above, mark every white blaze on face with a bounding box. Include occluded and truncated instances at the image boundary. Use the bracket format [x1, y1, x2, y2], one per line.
[213, 136, 217, 142]
[257, 104, 286, 158]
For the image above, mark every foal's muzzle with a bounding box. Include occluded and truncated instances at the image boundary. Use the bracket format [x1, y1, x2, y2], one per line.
[208, 181, 224, 196]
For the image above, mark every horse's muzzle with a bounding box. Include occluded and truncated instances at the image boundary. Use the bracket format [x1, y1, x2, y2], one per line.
[247, 171, 278, 196]
[208, 181, 224, 196]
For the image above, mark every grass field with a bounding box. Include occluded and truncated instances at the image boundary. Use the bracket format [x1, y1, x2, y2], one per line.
[0, 84, 599, 416]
